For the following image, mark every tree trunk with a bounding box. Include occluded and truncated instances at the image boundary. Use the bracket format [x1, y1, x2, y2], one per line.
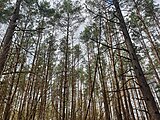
[0, 0, 22, 76]
[62, 12, 70, 120]
[113, 0, 160, 120]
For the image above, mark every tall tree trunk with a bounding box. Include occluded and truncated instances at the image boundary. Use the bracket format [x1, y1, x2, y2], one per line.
[62, 12, 70, 120]
[113, 0, 160, 120]
[98, 10, 111, 120]
[0, 0, 22, 76]
[71, 39, 76, 120]
[3, 49, 20, 120]
[117, 43, 133, 120]
[99, 64, 111, 120]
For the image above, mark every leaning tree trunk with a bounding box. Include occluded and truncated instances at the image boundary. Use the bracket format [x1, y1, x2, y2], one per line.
[113, 0, 160, 120]
[0, 0, 22, 76]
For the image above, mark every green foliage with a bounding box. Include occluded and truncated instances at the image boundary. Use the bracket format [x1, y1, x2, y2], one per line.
[80, 26, 92, 42]
[38, 1, 55, 17]
[61, 0, 81, 15]
[143, 0, 154, 17]
[0, 0, 14, 23]
[24, 0, 37, 4]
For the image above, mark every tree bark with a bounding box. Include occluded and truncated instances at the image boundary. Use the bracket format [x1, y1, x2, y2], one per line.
[62, 12, 70, 120]
[0, 0, 22, 76]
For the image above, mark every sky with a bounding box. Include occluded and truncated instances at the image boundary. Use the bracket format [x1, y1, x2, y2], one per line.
[155, 0, 160, 4]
